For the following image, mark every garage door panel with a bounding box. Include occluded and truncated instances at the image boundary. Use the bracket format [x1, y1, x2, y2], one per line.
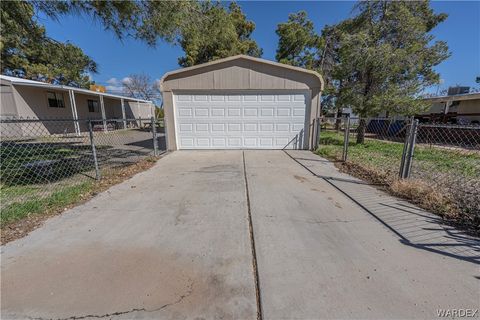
[227, 123, 242, 132]
[259, 137, 274, 147]
[293, 108, 305, 116]
[275, 137, 290, 147]
[211, 123, 226, 132]
[180, 138, 194, 147]
[194, 108, 209, 117]
[177, 95, 193, 102]
[259, 123, 274, 132]
[195, 123, 209, 132]
[179, 123, 193, 132]
[227, 95, 241, 101]
[244, 95, 258, 102]
[277, 108, 291, 116]
[260, 95, 274, 102]
[193, 95, 208, 101]
[228, 137, 242, 147]
[228, 108, 241, 117]
[277, 95, 291, 102]
[244, 108, 258, 117]
[211, 108, 225, 117]
[211, 95, 225, 102]
[244, 137, 257, 147]
[212, 138, 226, 147]
[196, 138, 210, 147]
[175, 93, 308, 149]
[275, 123, 290, 132]
[178, 108, 193, 116]
[244, 123, 257, 132]
[292, 123, 305, 131]
[260, 108, 274, 116]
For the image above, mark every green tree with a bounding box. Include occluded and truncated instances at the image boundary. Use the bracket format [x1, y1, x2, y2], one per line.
[0, 1, 97, 87]
[275, 12, 338, 115]
[178, 2, 262, 67]
[328, 1, 450, 143]
[1, 1, 222, 85]
[275, 11, 322, 70]
[276, 1, 450, 144]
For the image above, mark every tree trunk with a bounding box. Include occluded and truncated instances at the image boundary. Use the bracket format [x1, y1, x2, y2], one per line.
[357, 118, 366, 144]
[334, 109, 342, 131]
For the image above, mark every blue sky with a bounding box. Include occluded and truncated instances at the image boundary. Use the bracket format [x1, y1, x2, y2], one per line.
[39, 1, 480, 95]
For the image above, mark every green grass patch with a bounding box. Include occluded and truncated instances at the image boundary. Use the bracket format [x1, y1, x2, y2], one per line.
[1, 181, 93, 226]
[316, 131, 480, 179]
[0, 184, 41, 198]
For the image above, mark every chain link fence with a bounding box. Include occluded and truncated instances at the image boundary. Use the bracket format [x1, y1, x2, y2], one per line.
[0, 117, 166, 226]
[411, 123, 480, 219]
[317, 116, 480, 228]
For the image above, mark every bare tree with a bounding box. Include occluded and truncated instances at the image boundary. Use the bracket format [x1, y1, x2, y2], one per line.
[122, 73, 160, 101]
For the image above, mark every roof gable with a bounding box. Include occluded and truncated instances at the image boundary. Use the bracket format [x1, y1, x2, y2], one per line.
[160, 55, 324, 91]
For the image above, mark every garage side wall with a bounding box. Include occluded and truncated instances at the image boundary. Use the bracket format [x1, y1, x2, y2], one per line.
[162, 59, 322, 151]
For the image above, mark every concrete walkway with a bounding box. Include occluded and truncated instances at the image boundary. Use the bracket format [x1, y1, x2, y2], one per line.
[1, 150, 479, 319]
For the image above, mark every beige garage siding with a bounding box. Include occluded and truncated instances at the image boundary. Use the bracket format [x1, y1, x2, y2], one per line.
[160, 55, 323, 151]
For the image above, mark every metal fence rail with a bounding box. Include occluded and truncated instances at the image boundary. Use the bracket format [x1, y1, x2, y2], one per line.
[317, 116, 480, 225]
[0, 117, 166, 224]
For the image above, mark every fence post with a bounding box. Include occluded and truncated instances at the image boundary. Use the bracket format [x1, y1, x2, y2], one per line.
[403, 119, 419, 179]
[315, 117, 321, 149]
[151, 116, 158, 156]
[88, 120, 101, 180]
[399, 117, 412, 178]
[310, 118, 315, 151]
[342, 115, 351, 162]
[163, 117, 169, 151]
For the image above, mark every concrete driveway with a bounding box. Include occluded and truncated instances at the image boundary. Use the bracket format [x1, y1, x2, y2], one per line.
[1, 150, 479, 319]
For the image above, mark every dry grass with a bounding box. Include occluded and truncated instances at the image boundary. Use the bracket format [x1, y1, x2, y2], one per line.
[334, 160, 479, 235]
[390, 179, 457, 219]
[1, 156, 160, 245]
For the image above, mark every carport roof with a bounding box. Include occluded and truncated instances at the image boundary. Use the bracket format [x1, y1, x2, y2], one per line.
[0, 75, 152, 103]
[160, 55, 324, 90]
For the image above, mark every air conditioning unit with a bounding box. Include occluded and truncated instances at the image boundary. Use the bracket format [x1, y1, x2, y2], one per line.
[447, 86, 470, 96]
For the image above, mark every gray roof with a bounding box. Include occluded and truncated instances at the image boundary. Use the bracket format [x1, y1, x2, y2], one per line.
[422, 92, 480, 103]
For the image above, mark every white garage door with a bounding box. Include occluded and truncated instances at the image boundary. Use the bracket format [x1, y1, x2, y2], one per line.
[174, 92, 309, 149]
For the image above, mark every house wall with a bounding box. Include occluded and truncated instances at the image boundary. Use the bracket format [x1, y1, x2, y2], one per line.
[457, 99, 480, 124]
[418, 98, 480, 124]
[1, 85, 154, 135]
[10, 85, 76, 135]
[161, 58, 323, 150]
[0, 82, 18, 117]
[124, 101, 154, 119]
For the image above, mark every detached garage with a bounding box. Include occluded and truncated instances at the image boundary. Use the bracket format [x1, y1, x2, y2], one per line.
[160, 55, 324, 150]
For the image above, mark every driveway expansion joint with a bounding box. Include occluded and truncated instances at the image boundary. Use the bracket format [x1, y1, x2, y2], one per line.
[242, 151, 263, 320]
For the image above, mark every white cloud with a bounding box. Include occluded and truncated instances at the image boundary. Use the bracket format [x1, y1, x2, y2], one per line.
[105, 77, 123, 92]
[106, 86, 122, 92]
[154, 78, 161, 88]
[106, 77, 119, 85]
[122, 77, 132, 84]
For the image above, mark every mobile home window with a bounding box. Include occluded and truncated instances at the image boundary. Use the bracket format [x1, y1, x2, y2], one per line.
[87, 99, 99, 112]
[47, 92, 65, 108]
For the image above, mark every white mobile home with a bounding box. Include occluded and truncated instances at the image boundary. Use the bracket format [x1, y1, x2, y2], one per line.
[0, 75, 155, 134]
